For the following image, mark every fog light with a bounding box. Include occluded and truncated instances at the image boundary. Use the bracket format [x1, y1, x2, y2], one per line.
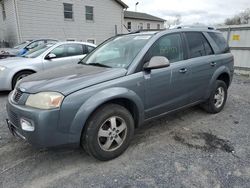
[20, 118, 34, 132]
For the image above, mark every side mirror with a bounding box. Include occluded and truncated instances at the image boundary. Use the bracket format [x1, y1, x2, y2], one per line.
[143, 56, 170, 70]
[46, 53, 56, 60]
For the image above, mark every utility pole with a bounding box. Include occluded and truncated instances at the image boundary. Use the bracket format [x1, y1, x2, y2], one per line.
[135, 2, 139, 12]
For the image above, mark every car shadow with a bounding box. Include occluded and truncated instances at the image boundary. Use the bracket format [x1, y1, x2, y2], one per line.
[0, 91, 10, 96]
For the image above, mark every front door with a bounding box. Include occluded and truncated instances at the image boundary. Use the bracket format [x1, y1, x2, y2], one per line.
[143, 33, 192, 118]
[43, 43, 86, 70]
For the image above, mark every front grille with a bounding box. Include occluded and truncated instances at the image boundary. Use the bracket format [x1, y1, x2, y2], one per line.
[13, 89, 23, 103]
[8, 110, 19, 127]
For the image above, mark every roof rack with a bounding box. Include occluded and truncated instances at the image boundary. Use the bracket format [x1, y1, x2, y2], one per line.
[172, 25, 216, 30]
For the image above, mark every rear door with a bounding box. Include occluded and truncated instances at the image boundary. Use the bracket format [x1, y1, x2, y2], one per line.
[68, 44, 88, 63]
[43, 44, 73, 69]
[183, 32, 216, 102]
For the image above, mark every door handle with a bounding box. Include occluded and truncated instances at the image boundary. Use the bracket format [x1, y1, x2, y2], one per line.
[210, 62, 217, 67]
[179, 68, 187, 73]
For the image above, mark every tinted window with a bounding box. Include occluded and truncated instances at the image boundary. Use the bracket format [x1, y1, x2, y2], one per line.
[208, 32, 230, 54]
[146, 34, 184, 63]
[185, 32, 213, 58]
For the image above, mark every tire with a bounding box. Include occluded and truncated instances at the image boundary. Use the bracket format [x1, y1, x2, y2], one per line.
[202, 80, 228, 114]
[12, 71, 34, 89]
[81, 104, 134, 161]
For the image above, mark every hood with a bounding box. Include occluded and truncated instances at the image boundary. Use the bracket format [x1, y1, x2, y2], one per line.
[17, 64, 127, 95]
[0, 57, 33, 68]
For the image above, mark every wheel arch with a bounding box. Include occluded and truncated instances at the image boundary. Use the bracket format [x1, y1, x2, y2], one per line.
[68, 87, 144, 143]
[205, 66, 231, 99]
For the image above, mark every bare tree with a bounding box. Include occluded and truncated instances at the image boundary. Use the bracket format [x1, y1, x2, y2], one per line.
[225, 8, 250, 25]
[166, 15, 182, 28]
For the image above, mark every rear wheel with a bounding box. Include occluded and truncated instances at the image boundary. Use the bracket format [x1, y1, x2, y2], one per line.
[12, 71, 34, 89]
[202, 80, 228, 114]
[81, 104, 134, 161]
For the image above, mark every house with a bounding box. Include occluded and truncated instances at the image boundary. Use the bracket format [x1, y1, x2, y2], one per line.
[0, 0, 128, 46]
[124, 11, 165, 32]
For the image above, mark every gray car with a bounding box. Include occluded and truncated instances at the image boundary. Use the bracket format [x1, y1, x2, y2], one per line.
[0, 41, 96, 90]
[6, 27, 234, 161]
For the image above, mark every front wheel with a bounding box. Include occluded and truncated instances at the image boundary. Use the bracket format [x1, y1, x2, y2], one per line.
[12, 71, 34, 89]
[81, 104, 134, 161]
[202, 80, 228, 114]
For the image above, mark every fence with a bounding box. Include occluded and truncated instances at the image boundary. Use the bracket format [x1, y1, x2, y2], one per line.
[0, 40, 10, 48]
[218, 25, 250, 75]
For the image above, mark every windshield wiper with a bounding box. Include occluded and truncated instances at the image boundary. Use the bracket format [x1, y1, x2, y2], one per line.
[81, 62, 111, 68]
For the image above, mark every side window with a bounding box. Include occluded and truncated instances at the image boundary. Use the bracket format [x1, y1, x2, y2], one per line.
[208, 32, 230, 54]
[65, 44, 84, 56]
[146, 33, 184, 63]
[50, 45, 66, 58]
[185, 32, 213, 58]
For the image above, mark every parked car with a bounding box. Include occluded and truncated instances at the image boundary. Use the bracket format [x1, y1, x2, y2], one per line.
[0, 41, 96, 90]
[0, 39, 58, 59]
[6, 27, 234, 161]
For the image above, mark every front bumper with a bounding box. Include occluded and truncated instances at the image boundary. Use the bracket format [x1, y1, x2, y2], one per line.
[6, 95, 72, 148]
[0, 70, 12, 91]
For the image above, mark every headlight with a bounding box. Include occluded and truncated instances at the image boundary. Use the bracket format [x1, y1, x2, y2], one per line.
[25, 92, 64, 109]
[0, 66, 6, 71]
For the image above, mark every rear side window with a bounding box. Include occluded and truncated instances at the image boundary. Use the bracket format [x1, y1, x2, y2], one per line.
[185, 32, 213, 59]
[208, 32, 230, 54]
[87, 45, 95, 53]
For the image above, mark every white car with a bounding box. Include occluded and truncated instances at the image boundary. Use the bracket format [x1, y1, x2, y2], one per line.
[0, 41, 96, 90]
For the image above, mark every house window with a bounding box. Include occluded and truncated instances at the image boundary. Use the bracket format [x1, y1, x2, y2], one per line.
[64, 3, 73, 20]
[87, 39, 95, 44]
[1, 2, 6, 20]
[147, 23, 150, 30]
[86, 6, 94, 21]
[138, 23, 143, 30]
[157, 24, 160, 29]
[127, 22, 131, 31]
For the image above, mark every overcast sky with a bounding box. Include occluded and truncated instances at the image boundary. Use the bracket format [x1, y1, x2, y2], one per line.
[123, 0, 250, 25]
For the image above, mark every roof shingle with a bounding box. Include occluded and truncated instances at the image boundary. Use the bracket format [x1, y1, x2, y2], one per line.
[124, 11, 166, 22]
[114, 0, 129, 8]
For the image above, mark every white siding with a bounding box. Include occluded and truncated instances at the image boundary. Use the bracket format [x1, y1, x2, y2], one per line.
[0, 0, 19, 46]
[124, 18, 165, 32]
[17, 0, 125, 45]
[0, 3, 3, 41]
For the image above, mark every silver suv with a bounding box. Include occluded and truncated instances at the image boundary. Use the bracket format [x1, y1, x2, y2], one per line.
[6, 27, 234, 161]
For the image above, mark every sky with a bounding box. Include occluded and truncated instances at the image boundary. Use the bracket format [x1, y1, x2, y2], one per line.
[122, 0, 250, 25]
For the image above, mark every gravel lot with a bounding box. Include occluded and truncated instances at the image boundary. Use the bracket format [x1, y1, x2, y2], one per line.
[0, 75, 250, 188]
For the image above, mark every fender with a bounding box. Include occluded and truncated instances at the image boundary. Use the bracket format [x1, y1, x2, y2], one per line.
[68, 87, 144, 142]
[205, 65, 231, 99]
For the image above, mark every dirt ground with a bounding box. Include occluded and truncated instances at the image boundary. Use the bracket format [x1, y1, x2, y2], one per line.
[0, 75, 250, 188]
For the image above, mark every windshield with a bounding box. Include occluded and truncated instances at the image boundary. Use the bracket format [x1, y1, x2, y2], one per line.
[81, 34, 152, 68]
[23, 46, 51, 58]
[14, 41, 30, 49]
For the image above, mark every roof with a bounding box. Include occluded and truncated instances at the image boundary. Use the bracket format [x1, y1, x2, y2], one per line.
[114, 0, 129, 9]
[124, 11, 166, 22]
